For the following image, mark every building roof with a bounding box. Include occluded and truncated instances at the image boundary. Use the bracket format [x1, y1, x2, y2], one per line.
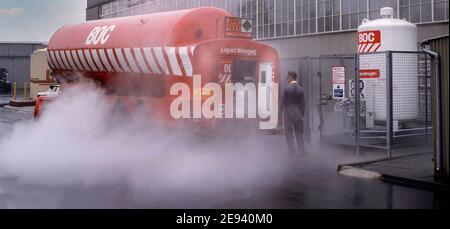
[87, 0, 115, 9]
[0, 41, 48, 45]
[423, 34, 449, 42]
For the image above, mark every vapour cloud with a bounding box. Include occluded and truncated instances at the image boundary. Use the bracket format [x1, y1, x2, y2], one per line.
[0, 82, 287, 205]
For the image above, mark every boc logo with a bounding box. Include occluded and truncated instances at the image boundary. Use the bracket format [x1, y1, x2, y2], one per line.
[85, 25, 116, 45]
[358, 30, 381, 53]
[358, 31, 381, 44]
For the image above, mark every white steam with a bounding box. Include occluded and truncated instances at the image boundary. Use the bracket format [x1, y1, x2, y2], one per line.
[0, 83, 286, 203]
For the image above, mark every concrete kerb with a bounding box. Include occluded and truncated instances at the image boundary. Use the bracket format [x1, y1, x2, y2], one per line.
[337, 152, 449, 192]
[337, 152, 429, 172]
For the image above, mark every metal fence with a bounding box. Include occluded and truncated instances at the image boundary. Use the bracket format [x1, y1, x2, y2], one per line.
[426, 35, 449, 180]
[298, 51, 433, 157]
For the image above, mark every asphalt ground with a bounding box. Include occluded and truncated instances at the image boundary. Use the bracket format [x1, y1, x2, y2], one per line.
[0, 94, 447, 209]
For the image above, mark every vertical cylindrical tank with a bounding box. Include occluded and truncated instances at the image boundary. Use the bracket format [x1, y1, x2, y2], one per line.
[358, 7, 419, 122]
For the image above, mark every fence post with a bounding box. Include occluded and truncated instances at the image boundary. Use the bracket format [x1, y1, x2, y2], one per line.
[354, 53, 360, 156]
[422, 47, 443, 178]
[24, 81, 28, 100]
[13, 82, 17, 100]
[386, 51, 394, 158]
[318, 59, 323, 138]
[424, 53, 429, 138]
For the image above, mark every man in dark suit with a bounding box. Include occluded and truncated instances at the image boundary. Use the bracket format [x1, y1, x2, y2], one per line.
[280, 71, 305, 154]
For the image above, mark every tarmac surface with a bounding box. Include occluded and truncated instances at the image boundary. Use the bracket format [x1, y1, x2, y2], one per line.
[0, 94, 448, 209]
[341, 152, 448, 191]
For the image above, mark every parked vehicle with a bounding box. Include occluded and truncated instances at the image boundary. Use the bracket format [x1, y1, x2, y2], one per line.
[0, 68, 12, 93]
[38, 7, 280, 131]
[37, 85, 61, 98]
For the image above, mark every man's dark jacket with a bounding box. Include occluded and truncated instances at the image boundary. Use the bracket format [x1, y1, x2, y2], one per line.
[281, 82, 305, 125]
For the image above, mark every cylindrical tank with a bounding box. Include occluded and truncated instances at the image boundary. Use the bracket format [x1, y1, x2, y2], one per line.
[46, 7, 232, 79]
[358, 7, 419, 122]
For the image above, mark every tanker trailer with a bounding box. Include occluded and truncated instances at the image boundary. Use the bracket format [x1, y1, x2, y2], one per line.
[37, 7, 280, 131]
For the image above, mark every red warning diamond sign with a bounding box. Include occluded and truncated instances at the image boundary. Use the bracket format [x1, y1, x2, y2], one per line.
[225, 17, 253, 39]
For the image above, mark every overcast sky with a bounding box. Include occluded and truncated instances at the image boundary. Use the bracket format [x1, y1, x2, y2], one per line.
[0, 0, 86, 42]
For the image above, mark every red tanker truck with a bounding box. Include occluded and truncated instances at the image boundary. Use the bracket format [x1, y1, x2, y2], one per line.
[37, 7, 279, 131]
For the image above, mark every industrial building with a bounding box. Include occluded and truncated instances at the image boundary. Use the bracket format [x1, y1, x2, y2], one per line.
[86, 0, 449, 59]
[85, 1, 449, 101]
[30, 49, 54, 100]
[0, 42, 47, 90]
[84, 0, 449, 182]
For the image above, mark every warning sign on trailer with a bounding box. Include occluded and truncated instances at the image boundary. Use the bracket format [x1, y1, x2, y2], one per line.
[332, 66, 346, 84]
[218, 60, 233, 84]
[225, 17, 253, 39]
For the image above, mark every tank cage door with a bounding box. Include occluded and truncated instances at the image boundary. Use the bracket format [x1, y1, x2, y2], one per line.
[258, 62, 274, 128]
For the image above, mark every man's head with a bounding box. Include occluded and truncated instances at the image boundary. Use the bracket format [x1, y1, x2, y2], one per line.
[287, 71, 298, 84]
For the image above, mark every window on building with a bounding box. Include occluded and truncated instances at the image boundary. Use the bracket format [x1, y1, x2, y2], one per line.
[275, 0, 294, 36]
[226, 0, 241, 17]
[342, 0, 360, 29]
[421, 0, 432, 23]
[358, 0, 367, 24]
[398, 0, 437, 23]
[435, 0, 449, 21]
[296, 0, 312, 35]
[399, 0, 410, 20]
[242, 0, 258, 38]
[295, 0, 302, 35]
[288, 0, 296, 36]
[317, 0, 334, 32]
[258, 0, 275, 38]
[370, 0, 397, 19]
[309, 0, 317, 33]
[98, 0, 448, 40]
[276, 0, 282, 36]
[332, 0, 341, 31]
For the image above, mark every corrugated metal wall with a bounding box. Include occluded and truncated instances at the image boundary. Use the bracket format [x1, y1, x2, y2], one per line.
[429, 36, 449, 179]
[0, 43, 47, 90]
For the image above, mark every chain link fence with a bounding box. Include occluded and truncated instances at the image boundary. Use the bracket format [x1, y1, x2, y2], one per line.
[298, 51, 433, 157]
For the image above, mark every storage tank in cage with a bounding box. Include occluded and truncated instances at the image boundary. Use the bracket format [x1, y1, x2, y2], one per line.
[358, 7, 419, 122]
